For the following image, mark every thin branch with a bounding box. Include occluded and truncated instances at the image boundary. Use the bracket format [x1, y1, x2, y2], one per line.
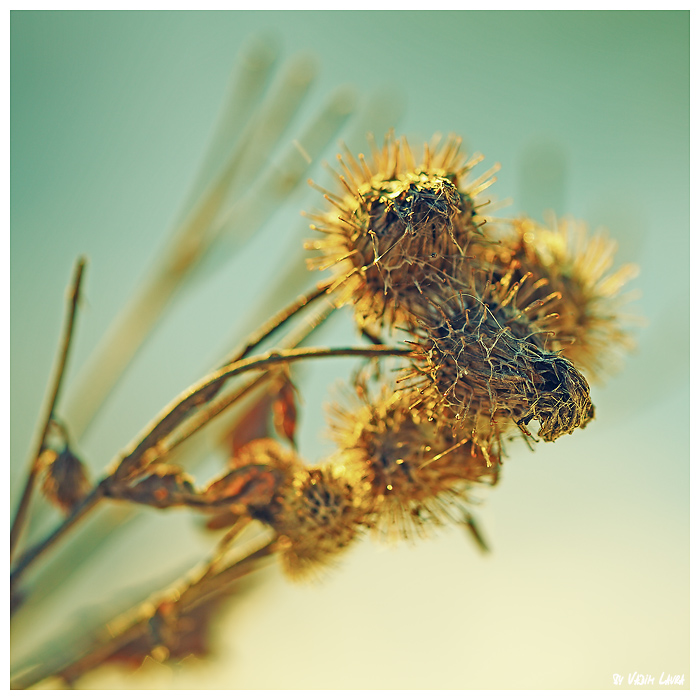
[223, 280, 333, 364]
[164, 372, 270, 456]
[10, 344, 410, 585]
[18, 294, 337, 609]
[10, 257, 86, 560]
[110, 345, 411, 484]
[168, 292, 338, 455]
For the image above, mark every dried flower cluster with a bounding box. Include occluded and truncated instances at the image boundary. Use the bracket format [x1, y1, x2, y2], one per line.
[11, 130, 637, 688]
[301, 132, 637, 559]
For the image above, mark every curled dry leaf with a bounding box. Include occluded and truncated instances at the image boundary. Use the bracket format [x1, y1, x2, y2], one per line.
[40, 447, 91, 513]
[224, 389, 276, 455]
[203, 438, 300, 529]
[201, 463, 283, 512]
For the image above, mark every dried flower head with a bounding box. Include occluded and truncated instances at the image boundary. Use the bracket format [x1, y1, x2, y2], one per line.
[306, 133, 498, 328]
[329, 384, 496, 540]
[478, 217, 640, 381]
[404, 282, 594, 455]
[265, 461, 368, 579]
[106, 464, 196, 509]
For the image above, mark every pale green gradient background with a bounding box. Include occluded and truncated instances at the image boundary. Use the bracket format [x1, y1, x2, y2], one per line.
[11, 11, 689, 690]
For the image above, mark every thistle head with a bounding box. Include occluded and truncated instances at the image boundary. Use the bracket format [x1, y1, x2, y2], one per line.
[306, 133, 498, 329]
[479, 217, 640, 381]
[267, 461, 368, 579]
[329, 384, 496, 540]
[403, 281, 594, 454]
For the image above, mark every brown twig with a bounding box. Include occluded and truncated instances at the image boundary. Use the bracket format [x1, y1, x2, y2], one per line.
[109, 345, 411, 485]
[11, 536, 278, 689]
[167, 293, 338, 456]
[10, 257, 86, 560]
[19, 293, 338, 611]
[10, 344, 410, 585]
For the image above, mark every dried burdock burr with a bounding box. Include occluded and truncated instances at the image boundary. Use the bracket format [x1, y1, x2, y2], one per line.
[329, 383, 496, 540]
[201, 439, 367, 579]
[10, 102, 643, 688]
[263, 460, 369, 579]
[403, 280, 594, 457]
[477, 216, 640, 381]
[306, 133, 499, 329]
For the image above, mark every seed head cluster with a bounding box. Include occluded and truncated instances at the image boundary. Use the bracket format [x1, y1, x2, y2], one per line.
[263, 460, 369, 579]
[290, 133, 637, 576]
[476, 217, 640, 382]
[116, 134, 637, 583]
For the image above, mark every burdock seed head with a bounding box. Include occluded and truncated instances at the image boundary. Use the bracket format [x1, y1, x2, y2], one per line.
[305, 133, 499, 329]
[478, 216, 640, 382]
[404, 282, 594, 453]
[265, 461, 368, 580]
[329, 384, 496, 540]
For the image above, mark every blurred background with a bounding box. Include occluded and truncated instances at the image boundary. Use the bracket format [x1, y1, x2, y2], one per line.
[11, 11, 689, 690]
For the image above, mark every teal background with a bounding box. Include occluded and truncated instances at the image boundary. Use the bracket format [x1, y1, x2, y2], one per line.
[11, 11, 690, 690]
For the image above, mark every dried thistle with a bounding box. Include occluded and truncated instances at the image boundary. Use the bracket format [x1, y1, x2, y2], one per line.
[329, 384, 496, 540]
[262, 460, 368, 579]
[10, 96, 642, 688]
[403, 282, 594, 456]
[477, 216, 640, 381]
[306, 133, 498, 328]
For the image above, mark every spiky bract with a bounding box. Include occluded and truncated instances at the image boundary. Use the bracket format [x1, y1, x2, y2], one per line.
[268, 462, 368, 579]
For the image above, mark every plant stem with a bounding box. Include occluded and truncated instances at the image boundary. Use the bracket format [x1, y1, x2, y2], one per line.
[10, 258, 86, 560]
[223, 280, 333, 364]
[10, 344, 410, 585]
[11, 537, 277, 689]
[167, 292, 338, 455]
[18, 294, 337, 610]
[110, 345, 411, 484]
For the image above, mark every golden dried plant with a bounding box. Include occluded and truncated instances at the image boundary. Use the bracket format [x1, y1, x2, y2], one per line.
[10, 51, 639, 687]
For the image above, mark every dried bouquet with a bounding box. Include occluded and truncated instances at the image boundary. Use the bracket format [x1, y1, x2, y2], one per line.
[9, 44, 638, 689]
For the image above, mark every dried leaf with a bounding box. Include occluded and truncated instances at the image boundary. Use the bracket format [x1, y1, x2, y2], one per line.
[106, 465, 196, 509]
[224, 390, 275, 455]
[202, 464, 282, 511]
[99, 599, 222, 672]
[40, 447, 91, 513]
[272, 372, 299, 446]
[204, 511, 240, 531]
[202, 438, 299, 527]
